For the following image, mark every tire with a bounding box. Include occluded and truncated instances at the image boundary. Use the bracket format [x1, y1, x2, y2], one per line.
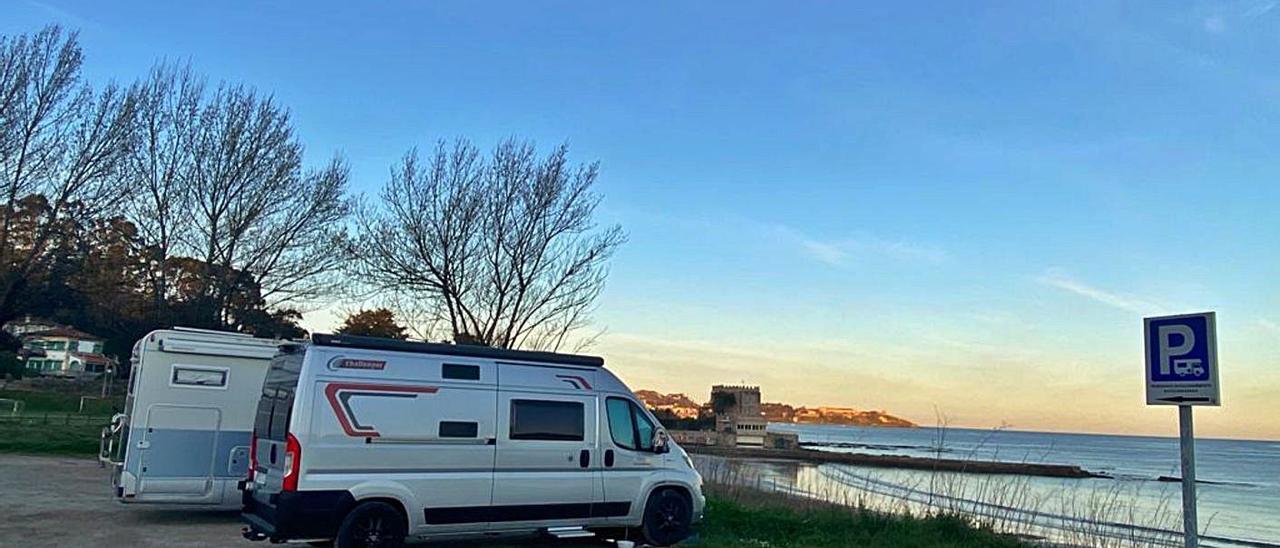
[334, 501, 406, 548]
[640, 488, 693, 546]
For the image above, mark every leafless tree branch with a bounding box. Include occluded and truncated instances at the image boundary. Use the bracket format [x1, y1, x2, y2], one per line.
[124, 66, 352, 328]
[347, 138, 625, 351]
[0, 25, 139, 322]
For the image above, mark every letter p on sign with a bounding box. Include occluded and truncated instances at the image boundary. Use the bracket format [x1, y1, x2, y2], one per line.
[1157, 324, 1195, 376]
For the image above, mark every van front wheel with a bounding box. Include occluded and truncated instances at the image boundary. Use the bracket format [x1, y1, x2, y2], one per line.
[335, 501, 406, 548]
[640, 488, 692, 546]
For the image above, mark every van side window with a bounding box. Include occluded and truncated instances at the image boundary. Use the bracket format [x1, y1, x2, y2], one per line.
[606, 398, 637, 449]
[442, 363, 480, 380]
[607, 397, 657, 451]
[509, 399, 584, 441]
[439, 421, 479, 438]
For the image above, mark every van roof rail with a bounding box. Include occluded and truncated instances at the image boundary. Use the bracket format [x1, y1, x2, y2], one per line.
[170, 326, 256, 337]
[311, 333, 605, 367]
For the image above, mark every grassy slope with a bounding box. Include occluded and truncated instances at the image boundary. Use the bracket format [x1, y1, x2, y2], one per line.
[696, 488, 1028, 548]
[476, 492, 1027, 548]
[0, 420, 105, 456]
[0, 389, 120, 456]
[0, 388, 124, 414]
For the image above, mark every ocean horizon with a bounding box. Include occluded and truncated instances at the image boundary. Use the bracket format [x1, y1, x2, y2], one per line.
[699, 423, 1280, 545]
[864, 424, 1279, 444]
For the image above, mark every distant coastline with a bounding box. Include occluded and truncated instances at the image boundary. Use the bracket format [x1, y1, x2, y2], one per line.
[636, 390, 918, 428]
[763, 402, 918, 428]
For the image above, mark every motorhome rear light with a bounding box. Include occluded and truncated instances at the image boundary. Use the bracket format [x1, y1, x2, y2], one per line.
[282, 433, 301, 491]
[248, 434, 258, 480]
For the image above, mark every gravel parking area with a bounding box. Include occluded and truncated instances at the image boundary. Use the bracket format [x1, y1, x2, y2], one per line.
[0, 454, 244, 546]
[0, 454, 628, 547]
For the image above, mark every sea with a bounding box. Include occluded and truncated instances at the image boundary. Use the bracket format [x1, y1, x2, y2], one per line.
[693, 424, 1280, 547]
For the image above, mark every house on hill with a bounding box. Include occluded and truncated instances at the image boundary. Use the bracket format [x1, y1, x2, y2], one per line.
[634, 390, 703, 419]
[4, 317, 116, 377]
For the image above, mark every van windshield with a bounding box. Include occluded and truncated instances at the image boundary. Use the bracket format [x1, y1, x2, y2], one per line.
[253, 348, 303, 442]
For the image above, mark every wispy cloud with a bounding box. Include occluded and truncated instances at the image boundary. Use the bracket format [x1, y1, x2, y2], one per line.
[797, 238, 849, 266]
[772, 224, 946, 267]
[1244, 1, 1277, 18]
[1257, 319, 1280, 335]
[24, 1, 102, 31]
[1202, 1, 1275, 34]
[1036, 268, 1166, 315]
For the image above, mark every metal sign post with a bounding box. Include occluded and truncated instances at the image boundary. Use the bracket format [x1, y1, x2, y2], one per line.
[1144, 311, 1220, 548]
[1177, 405, 1198, 548]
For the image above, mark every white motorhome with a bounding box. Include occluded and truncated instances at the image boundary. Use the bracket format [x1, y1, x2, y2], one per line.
[241, 334, 704, 547]
[103, 328, 281, 508]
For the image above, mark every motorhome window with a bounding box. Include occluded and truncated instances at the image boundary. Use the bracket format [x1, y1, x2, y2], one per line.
[439, 421, 479, 438]
[442, 363, 480, 380]
[267, 388, 293, 440]
[253, 395, 273, 439]
[509, 400, 584, 441]
[606, 398, 638, 449]
[607, 398, 656, 451]
[171, 366, 227, 388]
[633, 401, 656, 451]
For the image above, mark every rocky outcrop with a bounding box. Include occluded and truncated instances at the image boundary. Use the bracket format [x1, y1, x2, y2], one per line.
[639, 390, 918, 428]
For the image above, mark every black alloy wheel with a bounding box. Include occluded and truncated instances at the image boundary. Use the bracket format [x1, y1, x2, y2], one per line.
[641, 488, 693, 546]
[335, 501, 406, 548]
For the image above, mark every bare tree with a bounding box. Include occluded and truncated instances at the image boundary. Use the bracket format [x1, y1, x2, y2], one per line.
[0, 25, 138, 322]
[124, 67, 352, 329]
[348, 138, 626, 351]
[126, 62, 203, 319]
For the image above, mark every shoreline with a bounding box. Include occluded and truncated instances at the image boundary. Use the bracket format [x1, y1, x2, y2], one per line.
[686, 445, 1104, 479]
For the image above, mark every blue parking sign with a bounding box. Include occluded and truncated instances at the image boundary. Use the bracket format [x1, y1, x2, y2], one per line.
[1144, 312, 1220, 406]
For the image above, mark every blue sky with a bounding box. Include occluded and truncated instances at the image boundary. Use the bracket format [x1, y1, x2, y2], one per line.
[5, 1, 1277, 438]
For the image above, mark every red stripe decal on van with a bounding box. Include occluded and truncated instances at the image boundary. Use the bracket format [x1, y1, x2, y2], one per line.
[323, 383, 439, 437]
[554, 375, 592, 390]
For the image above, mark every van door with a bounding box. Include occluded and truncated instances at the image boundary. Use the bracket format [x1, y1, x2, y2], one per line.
[490, 392, 602, 527]
[601, 397, 663, 517]
[137, 404, 222, 502]
[250, 350, 302, 501]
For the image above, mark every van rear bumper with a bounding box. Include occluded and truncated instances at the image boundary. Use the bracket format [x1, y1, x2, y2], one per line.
[241, 489, 355, 541]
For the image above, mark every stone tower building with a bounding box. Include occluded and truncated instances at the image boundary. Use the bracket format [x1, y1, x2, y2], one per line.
[710, 384, 767, 447]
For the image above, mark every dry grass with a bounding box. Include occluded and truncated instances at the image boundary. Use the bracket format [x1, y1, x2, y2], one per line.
[695, 438, 1190, 548]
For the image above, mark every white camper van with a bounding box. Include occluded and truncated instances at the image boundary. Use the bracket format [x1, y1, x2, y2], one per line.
[103, 328, 281, 508]
[241, 334, 704, 547]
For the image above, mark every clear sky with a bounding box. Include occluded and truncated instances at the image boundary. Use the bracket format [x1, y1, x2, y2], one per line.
[4, 1, 1277, 439]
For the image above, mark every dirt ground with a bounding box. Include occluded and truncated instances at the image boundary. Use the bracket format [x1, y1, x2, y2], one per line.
[0, 454, 626, 547]
[0, 454, 248, 546]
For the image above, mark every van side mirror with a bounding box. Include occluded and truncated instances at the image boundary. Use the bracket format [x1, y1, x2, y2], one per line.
[652, 430, 670, 454]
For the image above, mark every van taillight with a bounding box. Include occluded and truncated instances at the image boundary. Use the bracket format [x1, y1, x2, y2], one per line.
[282, 433, 301, 492]
[248, 434, 258, 480]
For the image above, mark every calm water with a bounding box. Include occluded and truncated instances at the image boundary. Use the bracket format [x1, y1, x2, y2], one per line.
[713, 424, 1280, 545]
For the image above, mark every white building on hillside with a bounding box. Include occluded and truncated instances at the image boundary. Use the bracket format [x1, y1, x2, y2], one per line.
[4, 317, 116, 377]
